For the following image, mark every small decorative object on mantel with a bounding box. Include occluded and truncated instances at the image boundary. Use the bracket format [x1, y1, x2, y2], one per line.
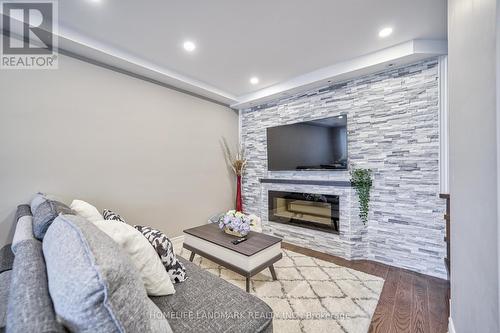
[222, 138, 247, 212]
[248, 214, 262, 233]
[218, 210, 252, 237]
[350, 167, 373, 224]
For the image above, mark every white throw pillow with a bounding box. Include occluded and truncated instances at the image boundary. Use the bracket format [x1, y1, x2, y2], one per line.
[70, 199, 103, 223]
[93, 219, 175, 296]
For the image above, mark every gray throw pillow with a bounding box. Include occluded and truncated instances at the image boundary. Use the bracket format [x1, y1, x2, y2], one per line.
[29, 192, 48, 215]
[43, 214, 154, 333]
[6, 239, 64, 333]
[11, 205, 34, 254]
[32, 200, 73, 240]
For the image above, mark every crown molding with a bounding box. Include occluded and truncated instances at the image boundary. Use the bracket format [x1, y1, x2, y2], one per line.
[56, 28, 239, 106]
[231, 39, 448, 109]
[1, 13, 446, 109]
[0, 13, 237, 106]
[58, 36, 447, 109]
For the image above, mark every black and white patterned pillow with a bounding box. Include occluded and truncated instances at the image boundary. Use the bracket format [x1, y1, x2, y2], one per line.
[103, 209, 126, 223]
[134, 225, 187, 283]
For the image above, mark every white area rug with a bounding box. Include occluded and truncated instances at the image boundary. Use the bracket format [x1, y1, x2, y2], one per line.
[178, 248, 384, 333]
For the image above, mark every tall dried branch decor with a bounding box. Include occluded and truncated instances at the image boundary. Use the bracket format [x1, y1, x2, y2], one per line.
[222, 138, 247, 176]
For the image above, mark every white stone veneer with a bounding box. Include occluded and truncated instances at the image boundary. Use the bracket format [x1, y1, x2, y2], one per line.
[240, 59, 447, 279]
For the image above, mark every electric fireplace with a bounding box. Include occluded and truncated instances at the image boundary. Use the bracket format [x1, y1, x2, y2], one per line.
[268, 190, 339, 234]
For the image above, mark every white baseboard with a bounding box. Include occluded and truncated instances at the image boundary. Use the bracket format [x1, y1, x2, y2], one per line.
[448, 317, 456, 333]
[170, 235, 185, 253]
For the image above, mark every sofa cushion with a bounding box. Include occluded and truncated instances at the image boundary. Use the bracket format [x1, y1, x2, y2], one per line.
[93, 220, 175, 296]
[0, 246, 14, 275]
[146, 298, 173, 333]
[135, 225, 187, 284]
[6, 239, 64, 333]
[43, 214, 154, 333]
[0, 271, 11, 331]
[151, 257, 273, 333]
[32, 200, 73, 240]
[70, 199, 103, 223]
[0, 246, 14, 332]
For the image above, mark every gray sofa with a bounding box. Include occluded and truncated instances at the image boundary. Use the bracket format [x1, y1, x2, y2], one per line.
[0, 205, 273, 333]
[0, 246, 14, 333]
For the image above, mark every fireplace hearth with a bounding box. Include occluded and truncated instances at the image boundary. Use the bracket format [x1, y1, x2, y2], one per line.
[268, 190, 339, 234]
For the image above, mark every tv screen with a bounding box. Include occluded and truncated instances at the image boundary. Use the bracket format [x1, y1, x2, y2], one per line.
[267, 115, 348, 171]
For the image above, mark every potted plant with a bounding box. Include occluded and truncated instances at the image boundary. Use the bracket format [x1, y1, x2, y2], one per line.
[222, 138, 247, 212]
[350, 167, 373, 224]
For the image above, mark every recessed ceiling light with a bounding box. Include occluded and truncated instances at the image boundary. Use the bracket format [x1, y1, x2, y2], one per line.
[250, 77, 259, 85]
[183, 41, 196, 52]
[378, 27, 393, 38]
[89, 0, 101, 3]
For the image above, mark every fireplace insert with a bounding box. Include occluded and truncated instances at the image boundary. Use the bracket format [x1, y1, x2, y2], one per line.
[268, 191, 339, 234]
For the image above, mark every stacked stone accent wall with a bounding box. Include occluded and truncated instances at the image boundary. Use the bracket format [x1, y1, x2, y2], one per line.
[240, 59, 446, 279]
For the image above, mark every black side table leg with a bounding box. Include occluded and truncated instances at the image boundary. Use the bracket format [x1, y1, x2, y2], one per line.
[246, 277, 250, 292]
[189, 252, 195, 262]
[269, 265, 277, 280]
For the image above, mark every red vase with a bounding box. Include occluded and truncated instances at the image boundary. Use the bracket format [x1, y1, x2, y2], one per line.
[236, 175, 243, 212]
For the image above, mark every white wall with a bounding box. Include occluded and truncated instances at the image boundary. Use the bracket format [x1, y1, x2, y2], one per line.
[0, 54, 239, 247]
[448, 0, 499, 332]
[497, 0, 500, 327]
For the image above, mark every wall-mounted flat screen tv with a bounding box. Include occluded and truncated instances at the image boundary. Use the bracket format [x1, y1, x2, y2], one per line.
[266, 115, 348, 171]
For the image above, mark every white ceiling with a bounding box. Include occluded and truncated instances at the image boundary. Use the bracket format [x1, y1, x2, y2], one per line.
[54, 0, 447, 105]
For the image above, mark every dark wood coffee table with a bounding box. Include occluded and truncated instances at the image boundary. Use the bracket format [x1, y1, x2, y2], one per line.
[183, 223, 282, 292]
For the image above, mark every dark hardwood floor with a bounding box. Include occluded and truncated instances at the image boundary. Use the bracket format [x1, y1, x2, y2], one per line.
[282, 242, 450, 333]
